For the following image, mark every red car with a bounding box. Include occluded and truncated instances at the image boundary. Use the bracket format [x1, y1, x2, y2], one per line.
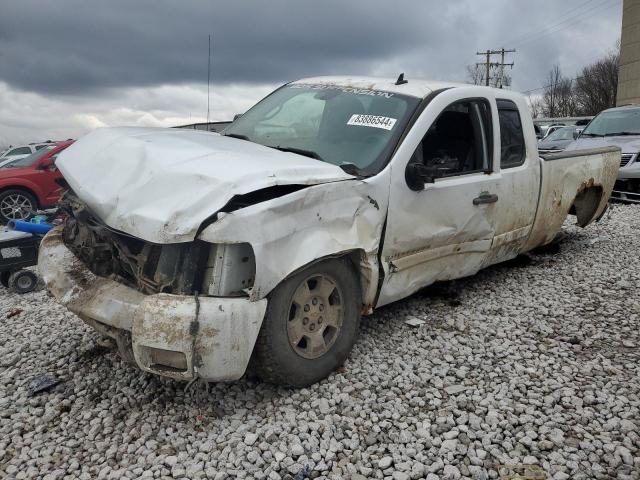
[0, 140, 74, 223]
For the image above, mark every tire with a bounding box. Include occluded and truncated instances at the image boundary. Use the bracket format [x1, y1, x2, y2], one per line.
[8, 270, 38, 294]
[0, 189, 37, 224]
[0, 271, 10, 288]
[251, 258, 361, 387]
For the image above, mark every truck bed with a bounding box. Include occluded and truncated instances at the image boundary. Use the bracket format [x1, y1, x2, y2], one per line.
[525, 146, 620, 250]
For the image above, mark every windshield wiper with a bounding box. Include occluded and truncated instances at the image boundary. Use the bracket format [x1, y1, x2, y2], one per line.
[224, 133, 251, 141]
[273, 146, 324, 162]
[580, 133, 604, 137]
[339, 163, 365, 178]
[604, 131, 639, 136]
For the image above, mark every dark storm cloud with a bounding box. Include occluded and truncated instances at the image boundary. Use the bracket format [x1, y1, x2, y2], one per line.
[0, 0, 475, 94]
[0, 0, 622, 96]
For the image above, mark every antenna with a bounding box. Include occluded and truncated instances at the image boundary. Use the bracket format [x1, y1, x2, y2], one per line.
[207, 34, 211, 124]
[395, 73, 408, 85]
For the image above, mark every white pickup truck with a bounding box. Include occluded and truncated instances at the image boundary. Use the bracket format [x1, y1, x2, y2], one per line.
[39, 76, 619, 387]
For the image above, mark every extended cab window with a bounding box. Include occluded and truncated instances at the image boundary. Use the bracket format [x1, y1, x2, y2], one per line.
[498, 99, 525, 168]
[411, 99, 492, 178]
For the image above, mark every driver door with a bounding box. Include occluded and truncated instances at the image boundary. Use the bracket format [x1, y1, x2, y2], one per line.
[378, 91, 501, 307]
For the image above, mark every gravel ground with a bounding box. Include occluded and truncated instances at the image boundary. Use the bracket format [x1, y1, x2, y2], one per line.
[1, 205, 639, 480]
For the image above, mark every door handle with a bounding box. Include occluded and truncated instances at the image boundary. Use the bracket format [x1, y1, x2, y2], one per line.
[473, 193, 499, 205]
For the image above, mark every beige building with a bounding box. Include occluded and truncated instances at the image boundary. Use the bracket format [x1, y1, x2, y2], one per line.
[618, 0, 640, 105]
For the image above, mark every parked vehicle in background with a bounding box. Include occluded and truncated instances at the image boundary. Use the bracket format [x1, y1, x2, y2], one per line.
[566, 105, 640, 203]
[0, 141, 73, 223]
[39, 77, 617, 387]
[538, 126, 580, 154]
[1, 146, 55, 169]
[541, 124, 567, 139]
[0, 142, 55, 166]
[534, 124, 543, 140]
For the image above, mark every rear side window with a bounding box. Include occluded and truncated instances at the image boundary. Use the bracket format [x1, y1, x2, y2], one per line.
[497, 99, 525, 168]
[8, 147, 31, 156]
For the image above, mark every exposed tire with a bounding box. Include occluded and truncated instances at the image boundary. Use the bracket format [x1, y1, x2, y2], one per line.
[0, 189, 37, 224]
[9, 270, 38, 294]
[251, 258, 361, 387]
[0, 271, 11, 288]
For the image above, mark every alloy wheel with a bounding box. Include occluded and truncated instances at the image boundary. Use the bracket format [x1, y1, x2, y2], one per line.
[0, 193, 33, 221]
[287, 273, 344, 359]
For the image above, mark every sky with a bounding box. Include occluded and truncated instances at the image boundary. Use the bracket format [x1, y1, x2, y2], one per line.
[0, 0, 623, 148]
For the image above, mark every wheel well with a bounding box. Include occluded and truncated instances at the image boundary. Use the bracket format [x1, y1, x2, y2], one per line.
[0, 186, 40, 208]
[569, 185, 604, 227]
[277, 249, 375, 313]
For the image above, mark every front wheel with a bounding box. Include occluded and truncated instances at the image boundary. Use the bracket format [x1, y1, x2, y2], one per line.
[251, 258, 361, 387]
[0, 189, 37, 224]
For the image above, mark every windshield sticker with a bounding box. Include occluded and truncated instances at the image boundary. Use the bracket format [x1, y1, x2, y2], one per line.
[291, 83, 395, 98]
[347, 114, 397, 130]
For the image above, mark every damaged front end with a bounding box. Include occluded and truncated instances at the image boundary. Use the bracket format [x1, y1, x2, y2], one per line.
[59, 192, 255, 297]
[40, 192, 267, 382]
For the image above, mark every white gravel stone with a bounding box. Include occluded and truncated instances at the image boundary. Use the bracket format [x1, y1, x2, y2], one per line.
[444, 385, 466, 395]
[290, 444, 304, 457]
[1, 208, 639, 479]
[244, 433, 258, 446]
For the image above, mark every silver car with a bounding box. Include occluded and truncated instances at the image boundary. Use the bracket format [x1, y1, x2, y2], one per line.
[565, 105, 640, 202]
[538, 126, 578, 155]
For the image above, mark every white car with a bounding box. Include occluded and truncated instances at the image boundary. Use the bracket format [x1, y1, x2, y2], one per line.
[40, 76, 619, 387]
[0, 143, 54, 167]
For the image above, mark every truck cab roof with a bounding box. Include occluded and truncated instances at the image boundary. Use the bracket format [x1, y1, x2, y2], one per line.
[291, 75, 499, 99]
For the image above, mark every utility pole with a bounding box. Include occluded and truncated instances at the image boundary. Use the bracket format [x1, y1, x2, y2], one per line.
[476, 48, 515, 88]
[498, 48, 515, 88]
[478, 50, 491, 86]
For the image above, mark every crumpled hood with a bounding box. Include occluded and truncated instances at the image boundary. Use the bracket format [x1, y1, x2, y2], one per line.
[565, 135, 640, 154]
[57, 127, 353, 243]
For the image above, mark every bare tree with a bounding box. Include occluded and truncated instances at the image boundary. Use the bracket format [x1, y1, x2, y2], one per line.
[527, 94, 544, 118]
[556, 77, 577, 117]
[466, 64, 485, 85]
[541, 65, 579, 117]
[466, 64, 512, 88]
[573, 49, 619, 115]
[542, 65, 562, 117]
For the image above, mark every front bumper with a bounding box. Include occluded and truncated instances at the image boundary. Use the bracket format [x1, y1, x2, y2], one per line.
[38, 227, 267, 382]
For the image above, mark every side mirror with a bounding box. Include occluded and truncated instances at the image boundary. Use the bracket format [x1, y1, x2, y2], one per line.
[233, 113, 243, 121]
[405, 162, 438, 191]
[573, 130, 580, 140]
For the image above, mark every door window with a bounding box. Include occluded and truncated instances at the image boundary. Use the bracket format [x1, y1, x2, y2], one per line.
[411, 100, 492, 179]
[8, 147, 31, 156]
[497, 99, 526, 168]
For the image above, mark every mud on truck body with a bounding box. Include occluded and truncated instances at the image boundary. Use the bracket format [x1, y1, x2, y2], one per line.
[39, 76, 620, 387]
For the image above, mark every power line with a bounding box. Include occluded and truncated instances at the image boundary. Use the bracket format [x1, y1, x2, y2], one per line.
[505, 0, 603, 46]
[512, 0, 621, 48]
[521, 45, 618, 95]
[522, 62, 614, 95]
